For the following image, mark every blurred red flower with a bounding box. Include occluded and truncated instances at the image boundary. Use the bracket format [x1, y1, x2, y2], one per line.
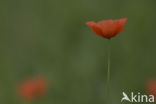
[17, 77, 48, 101]
[147, 79, 156, 97]
[86, 18, 127, 39]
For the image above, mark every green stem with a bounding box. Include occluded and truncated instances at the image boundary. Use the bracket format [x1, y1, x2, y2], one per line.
[107, 39, 111, 104]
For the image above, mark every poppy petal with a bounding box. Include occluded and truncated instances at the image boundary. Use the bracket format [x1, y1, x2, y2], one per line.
[86, 21, 103, 37]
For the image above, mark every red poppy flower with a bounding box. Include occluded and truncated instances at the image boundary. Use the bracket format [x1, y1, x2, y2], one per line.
[86, 18, 127, 39]
[146, 79, 156, 97]
[17, 77, 48, 101]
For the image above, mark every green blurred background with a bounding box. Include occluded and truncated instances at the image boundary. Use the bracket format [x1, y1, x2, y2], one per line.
[0, 0, 156, 104]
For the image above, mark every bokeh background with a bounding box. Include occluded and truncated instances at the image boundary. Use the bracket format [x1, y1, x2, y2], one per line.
[0, 0, 156, 104]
